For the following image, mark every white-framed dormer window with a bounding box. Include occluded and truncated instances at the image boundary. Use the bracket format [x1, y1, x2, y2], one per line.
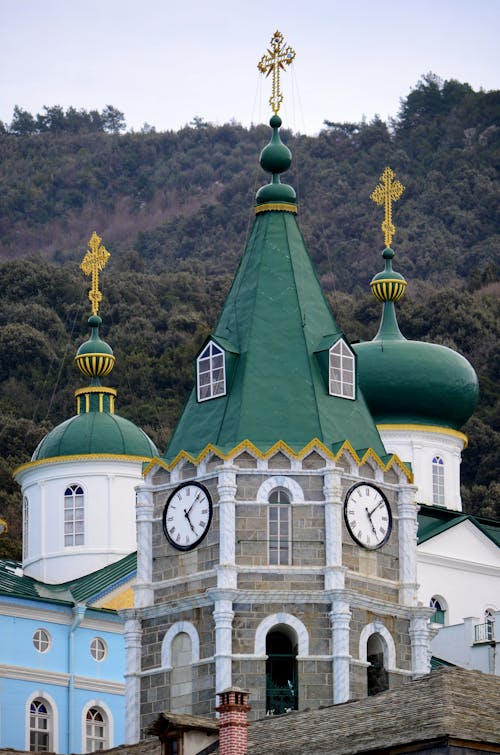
[197, 341, 226, 402]
[268, 489, 291, 565]
[329, 339, 355, 399]
[23, 495, 29, 561]
[432, 456, 445, 506]
[64, 484, 85, 546]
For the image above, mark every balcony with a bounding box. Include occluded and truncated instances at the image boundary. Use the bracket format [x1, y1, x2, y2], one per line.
[474, 621, 495, 643]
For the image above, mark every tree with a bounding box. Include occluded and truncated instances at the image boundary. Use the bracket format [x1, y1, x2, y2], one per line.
[101, 105, 125, 133]
[10, 106, 37, 135]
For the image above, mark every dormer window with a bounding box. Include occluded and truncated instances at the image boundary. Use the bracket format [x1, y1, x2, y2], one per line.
[197, 341, 226, 402]
[329, 339, 355, 399]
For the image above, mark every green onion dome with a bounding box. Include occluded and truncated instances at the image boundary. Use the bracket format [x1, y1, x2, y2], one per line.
[256, 115, 297, 207]
[31, 412, 158, 461]
[354, 248, 479, 430]
[75, 314, 115, 379]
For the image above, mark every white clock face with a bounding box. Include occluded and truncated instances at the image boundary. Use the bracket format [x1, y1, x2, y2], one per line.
[162, 482, 212, 551]
[344, 483, 392, 550]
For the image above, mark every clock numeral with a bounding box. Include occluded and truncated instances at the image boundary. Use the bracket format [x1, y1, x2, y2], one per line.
[169, 527, 175, 535]
[365, 488, 370, 496]
[381, 516, 388, 522]
[350, 520, 357, 529]
[185, 487, 191, 496]
[176, 533, 181, 543]
[176, 493, 182, 501]
[185, 535, 190, 544]
[357, 530, 363, 540]
[199, 521, 206, 528]
[379, 526, 386, 534]
[167, 516, 174, 522]
[201, 508, 208, 514]
[348, 509, 354, 515]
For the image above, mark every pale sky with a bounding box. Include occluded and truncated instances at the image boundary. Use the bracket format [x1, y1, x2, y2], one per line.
[1, 0, 498, 135]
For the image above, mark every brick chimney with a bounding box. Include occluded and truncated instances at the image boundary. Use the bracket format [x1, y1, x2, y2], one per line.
[216, 687, 251, 755]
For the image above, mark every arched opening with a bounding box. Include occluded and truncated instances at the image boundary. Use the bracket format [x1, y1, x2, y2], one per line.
[170, 632, 193, 713]
[29, 698, 52, 752]
[265, 626, 298, 714]
[367, 633, 389, 696]
[85, 706, 109, 752]
[430, 596, 446, 625]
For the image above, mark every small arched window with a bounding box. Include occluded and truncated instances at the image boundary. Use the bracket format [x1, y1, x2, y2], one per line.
[430, 596, 446, 625]
[329, 340, 355, 400]
[23, 496, 29, 561]
[268, 489, 291, 565]
[29, 699, 52, 752]
[85, 707, 109, 752]
[197, 341, 226, 402]
[64, 484, 85, 546]
[432, 456, 445, 506]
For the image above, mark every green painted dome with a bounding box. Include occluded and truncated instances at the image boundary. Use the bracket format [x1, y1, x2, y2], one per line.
[32, 411, 158, 461]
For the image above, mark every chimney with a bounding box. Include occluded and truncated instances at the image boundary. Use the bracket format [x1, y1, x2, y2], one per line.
[216, 687, 251, 755]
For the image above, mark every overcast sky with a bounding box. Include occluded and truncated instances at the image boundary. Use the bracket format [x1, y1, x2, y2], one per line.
[1, 0, 498, 135]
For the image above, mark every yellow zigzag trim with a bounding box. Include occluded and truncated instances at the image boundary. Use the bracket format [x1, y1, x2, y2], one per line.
[255, 203, 298, 214]
[143, 438, 412, 482]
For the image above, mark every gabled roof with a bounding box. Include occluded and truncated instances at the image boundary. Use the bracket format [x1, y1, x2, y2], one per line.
[0, 552, 136, 609]
[417, 504, 500, 547]
[165, 207, 387, 463]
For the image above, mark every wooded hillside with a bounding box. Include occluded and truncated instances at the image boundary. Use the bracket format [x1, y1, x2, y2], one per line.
[0, 74, 498, 557]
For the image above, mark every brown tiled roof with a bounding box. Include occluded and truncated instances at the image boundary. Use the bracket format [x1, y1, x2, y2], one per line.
[245, 667, 500, 754]
[147, 711, 219, 735]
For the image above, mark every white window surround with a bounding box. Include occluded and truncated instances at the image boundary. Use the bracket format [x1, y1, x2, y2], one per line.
[90, 637, 107, 662]
[268, 489, 292, 566]
[197, 341, 226, 402]
[257, 476, 304, 504]
[25, 691, 59, 753]
[255, 614, 309, 657]
[430, 595, 448, 625]
[33, 628, 51, 654]
[329, 339, 355, 400]
[161, 621, 200, 669]
[358, 622, 396, 670]
[82, 700, 114, 753]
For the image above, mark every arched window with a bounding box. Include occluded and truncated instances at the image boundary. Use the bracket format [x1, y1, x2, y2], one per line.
[367, 633, 389, 696]
[85, 707, 109, 752]
[170, 632, 193, 713]
[266, 626, 298, 714]
[268, 489, 291, 565]
[197, 341, 226, 402]
[64, 484, 85, 546]
[329, 339, 355, 400]
[485, 608, 495, 641]
[23, 496, 29, 561]
[432, 456, 445, 506]
[29, 699, 52, 752]
[430, 596, 446, 625]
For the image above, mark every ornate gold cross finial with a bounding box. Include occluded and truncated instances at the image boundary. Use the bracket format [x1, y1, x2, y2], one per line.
[80, 231, 110, 316]
[258, 30, 296, 115]
[370, 167, 405, 247]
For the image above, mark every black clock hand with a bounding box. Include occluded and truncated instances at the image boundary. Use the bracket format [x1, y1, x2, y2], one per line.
[186, 493, 202, 517]
[368, 500, 384, 517]
[365, 507, 377, 535]
[184, 508, 196, 533]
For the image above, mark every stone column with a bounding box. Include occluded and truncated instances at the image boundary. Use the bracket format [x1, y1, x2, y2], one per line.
[323, 469, 345, 590]
[123, 617, 142, 743]
[330, 596, 351, 703]
[213, 599, 235, 694]
[217, 467, 237, 589]
[397, 485, 419, 606]
[409, 613, 431, 676]
[135, 488, 154, 608]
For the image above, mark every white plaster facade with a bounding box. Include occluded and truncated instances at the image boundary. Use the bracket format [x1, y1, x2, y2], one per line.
[16, 458, 145, 583]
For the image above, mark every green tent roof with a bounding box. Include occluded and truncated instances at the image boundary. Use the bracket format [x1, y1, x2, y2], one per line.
[417, 504, 500, 547]
[165, 206, 386, 462]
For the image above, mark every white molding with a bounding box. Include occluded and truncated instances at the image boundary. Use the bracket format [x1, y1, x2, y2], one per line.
[254, 613, 309, 655]
[417, 551, 500, 577]
[81, 698, 115, 750]
[161, 621, 200, 668]
[75, 676, 125, 695]
[25, 689, 59, 753]
[0, 602, 124, 632]
[358, 621, 396, 670]
[3, 665, 70, 686]
[256, 476, 305, 504]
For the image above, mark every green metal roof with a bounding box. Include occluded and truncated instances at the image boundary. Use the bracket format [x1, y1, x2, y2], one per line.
[417, 504, 500, 547]
[165, 206, 387, 462]
[0, 552, 136, 607]
[32, 411, 158, 461]
[430, 656, 456, 670]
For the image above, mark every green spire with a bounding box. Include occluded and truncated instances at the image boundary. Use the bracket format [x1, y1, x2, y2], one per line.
[256, 115, 296, 208]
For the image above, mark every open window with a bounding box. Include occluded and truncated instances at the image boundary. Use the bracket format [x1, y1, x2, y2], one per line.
[196, 341, 226, 402]
[266, 626, 298, 714]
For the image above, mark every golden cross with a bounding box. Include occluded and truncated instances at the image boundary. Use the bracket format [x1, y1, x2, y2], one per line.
[258, 30, 296, 115]
[80, 231, 110, 316]
[370, 167, 405, 247]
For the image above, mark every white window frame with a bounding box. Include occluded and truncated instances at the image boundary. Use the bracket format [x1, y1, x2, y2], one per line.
[82, 701, 113, 753]
[430, 595, 447, 625]
[33, 628, 51, 654]
[329, 339, 355, 399]
[25, 693, 58, 753]
[268, 489, 291, 566]
[90, 637, 107, 662]
[23, 495, 29, 561]
[197, 341, 226, 402]
[64, 483, 85, 546]
[432, 456, 445, 506]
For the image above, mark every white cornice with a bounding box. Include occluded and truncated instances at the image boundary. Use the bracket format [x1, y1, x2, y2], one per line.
[0, 665, 125, 694]
[417, 551, 500, 576]
[75, 675, 125, 694]
[0, 602, 123, 633]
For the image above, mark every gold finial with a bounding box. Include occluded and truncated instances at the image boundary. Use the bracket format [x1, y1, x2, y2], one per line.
[258, 30, 296, 115]
[370, 167, 405, 248]
[80, 231, 110, 316]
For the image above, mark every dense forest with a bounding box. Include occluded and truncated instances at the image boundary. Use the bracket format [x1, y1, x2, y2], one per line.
[0, 74, 498, 558]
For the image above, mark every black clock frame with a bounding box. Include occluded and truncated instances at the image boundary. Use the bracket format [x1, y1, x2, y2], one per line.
[162, 480, 213, 551]
[343, 482, 393, 550]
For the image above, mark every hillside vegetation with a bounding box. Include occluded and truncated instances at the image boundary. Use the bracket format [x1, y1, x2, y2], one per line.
[0, 74, 498, 558]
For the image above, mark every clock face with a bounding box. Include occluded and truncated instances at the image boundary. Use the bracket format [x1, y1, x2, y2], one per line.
[162, 482, 213, 551]
[344, 483, 392, 550]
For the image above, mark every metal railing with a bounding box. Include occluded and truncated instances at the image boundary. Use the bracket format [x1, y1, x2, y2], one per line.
[474, 621, 495, 643]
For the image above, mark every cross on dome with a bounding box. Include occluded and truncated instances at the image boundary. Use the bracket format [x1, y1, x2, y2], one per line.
[80, 231, 110, 316]
[258, 30, 296, 115]
[370, 167, 405, 248]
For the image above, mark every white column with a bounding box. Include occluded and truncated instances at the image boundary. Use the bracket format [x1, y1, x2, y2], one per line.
[217, 467, 237, 589]
[397, 485, 419, 606]
[135, 488, 154, 608]
[213, 599, 234, 694]
[409, 614, 431, 676]
[323, 469, 345, 590]
[124, 617, 142, 743]
[330, 596, 351, 703]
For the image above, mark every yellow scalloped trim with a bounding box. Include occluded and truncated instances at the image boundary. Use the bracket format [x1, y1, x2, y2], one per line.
[13, 454, 154, 477]
[377, 424, 468, 447]
[143, 438, 412, 482]
[74, 387, 117, 396]
[255, 203, 298, 214]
